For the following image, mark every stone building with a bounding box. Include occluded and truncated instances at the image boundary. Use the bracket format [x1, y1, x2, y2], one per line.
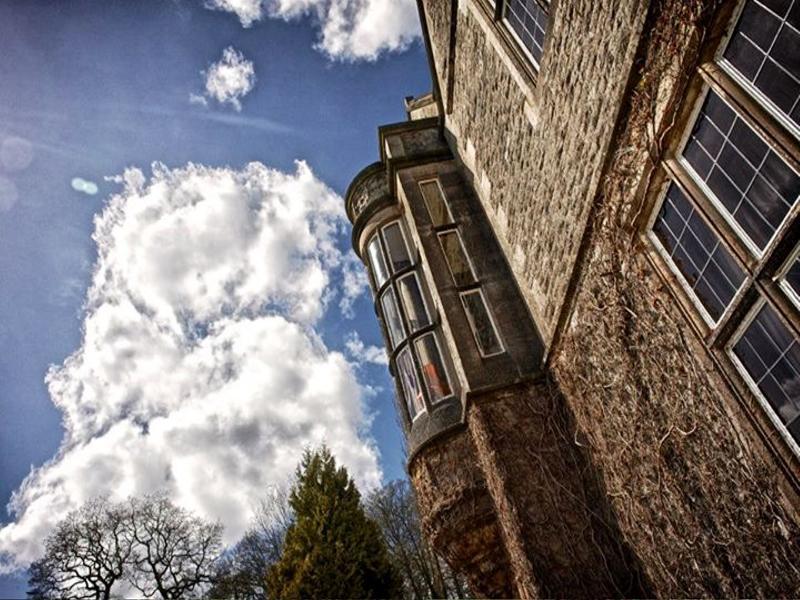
[345, 0, 800, 596]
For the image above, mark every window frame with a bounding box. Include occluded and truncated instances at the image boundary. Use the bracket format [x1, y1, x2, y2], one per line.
[645, 178, 749, 328]
[777, 242, 800, 312]
[715, 0, 800, 144]
[438, 228, 478, 287]
[381, 219, 414, 275]
[418, 178, 454, 228]
[499, 0, 550, 71]
[395, 270, 434, 335]
[459, 288, 506, 358]
[675, 85, 800, 260]
[474, 0, 552, 86]
[725, 296, 800, 457]
[413, 331, 456, 405]
[362, 212, 458, 425]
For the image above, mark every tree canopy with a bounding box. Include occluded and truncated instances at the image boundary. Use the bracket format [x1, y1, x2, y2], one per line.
[266, 447, 401, 599]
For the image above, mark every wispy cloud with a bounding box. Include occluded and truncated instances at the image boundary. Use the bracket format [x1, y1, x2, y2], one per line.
[345, 331, 388, 366]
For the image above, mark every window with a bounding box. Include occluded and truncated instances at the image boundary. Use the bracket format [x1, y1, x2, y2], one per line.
[362, 213, 456, 423]
[503, 0, 549, 67]
[414, 333, 453, 402]
[720, 0, 800, 135]
[419, 179, 453, 227]
[652, 184, 746, 322]
[367, 235, 389, 288]
[439, 230, 476, 286]
[461, 290, 504, 356]
[647, 0, 800, 456]
[380, 288, 405, 349]
[681, 89, 799, 252]
[397, 272, 432, 333]
[423, 177, 506, 358]
[397, 347, 425, 420]
[732, 301, 800, 448]
[382, 221, 412, 273]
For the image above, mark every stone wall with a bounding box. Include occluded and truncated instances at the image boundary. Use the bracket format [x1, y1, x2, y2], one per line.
[409, 430, 514, 598]
[466, 381, 650, 598]
[548, 0, 800, 595]
[427, 0, 650, 343]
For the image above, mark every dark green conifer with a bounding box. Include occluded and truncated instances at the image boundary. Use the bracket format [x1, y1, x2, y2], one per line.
[266, 446, 401, 599]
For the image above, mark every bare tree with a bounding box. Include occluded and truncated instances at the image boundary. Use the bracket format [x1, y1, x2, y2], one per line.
[27, 498, 133, 600]
[128, 494, 223, 599]
[365, 480, 468, 599]
[207, 487, 293, 600]
[28, 494, 223, 600]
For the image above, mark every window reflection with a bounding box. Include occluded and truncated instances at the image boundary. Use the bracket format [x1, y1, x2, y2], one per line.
[419, 180, 453, 227]
[461, 290, 504, 356]
[397, 273, 431, 333]
[367, 235, 389, 289]
[414, 333, 452, 402]
[397, 348, 424, 419]
[439, 230, 476, 287]
[380, 288, 405, 349]
[733, 302, 800, 445]
[382, 222, 412, 273]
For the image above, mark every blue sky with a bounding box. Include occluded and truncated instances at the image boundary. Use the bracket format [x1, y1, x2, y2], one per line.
[0, 0, 428, 595]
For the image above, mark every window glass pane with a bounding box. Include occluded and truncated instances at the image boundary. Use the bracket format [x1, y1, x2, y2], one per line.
[397, 347, 425, 420]
[653, 185, 746, 321]
[397, 273, 431, 333]
[419, 180, 453, 227]
[682, 90, 799, 251]
[414, 333, 453, 402]
[504, 0, 549, 66]
[723, 0, 800, 132]
[382, 222, 412, 273]
[461, 290, 504, 356]
[380, 288, 405, 348]
[367, 235, 389, 289]
[439, 231, 476, 287]
[733, 302, 800, 446]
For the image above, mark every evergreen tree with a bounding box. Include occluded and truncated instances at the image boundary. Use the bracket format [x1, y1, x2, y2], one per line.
[266, 447, 401, 599]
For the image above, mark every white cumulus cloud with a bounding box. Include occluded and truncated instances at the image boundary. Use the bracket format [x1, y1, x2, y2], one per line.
[204, 0, 421, 61]
[195, 46, 256, 111]
[0, 160, 379, 573]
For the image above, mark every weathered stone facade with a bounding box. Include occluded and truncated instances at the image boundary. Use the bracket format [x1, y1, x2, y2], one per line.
[347, 0, 800, 596]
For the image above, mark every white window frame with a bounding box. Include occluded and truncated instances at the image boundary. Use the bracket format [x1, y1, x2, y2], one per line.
[459, 288, 506, 357]
[715, 0, 800, 143]
[500, 0, 548, 71]
[777, 242, 800, 312]
[646, 181, 749, 328]
[725, 296, 800, 458]
[676, 85, 800, 260]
